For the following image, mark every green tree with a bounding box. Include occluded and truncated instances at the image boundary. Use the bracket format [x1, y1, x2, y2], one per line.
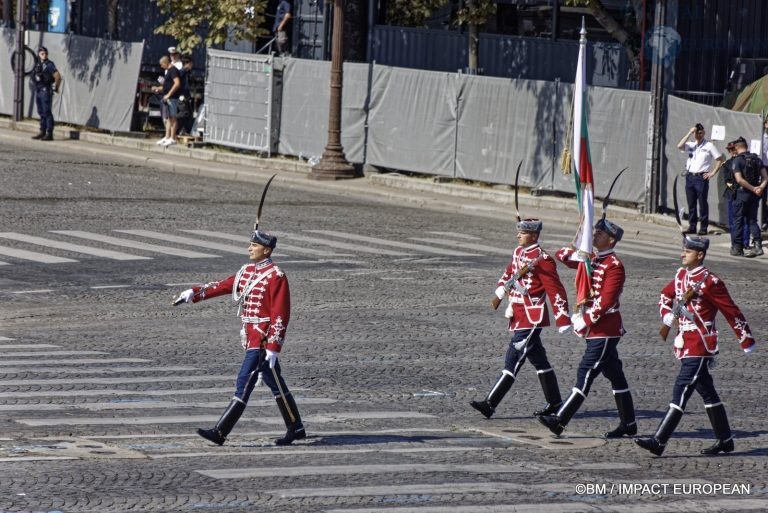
[385, 0, 447, 28]
[152, 0, 268, 52]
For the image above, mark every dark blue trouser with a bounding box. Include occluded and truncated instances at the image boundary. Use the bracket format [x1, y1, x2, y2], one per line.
[671, 357, 721, 409]
[35, 88, 54, 133]
[503, 328, 553, 376]
[574, 337, 629, 395]
[685, 173, 709, 231]
[234, 348, 290, 403]
[726, 195, 749, 247]
[732, 189, 761, 247]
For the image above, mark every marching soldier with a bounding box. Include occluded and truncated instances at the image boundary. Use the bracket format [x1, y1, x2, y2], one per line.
[470, 218, 572, 419]
[538, 218, 637, 439]
[635, 236, 756, 456]
[174, 178, 305, 446]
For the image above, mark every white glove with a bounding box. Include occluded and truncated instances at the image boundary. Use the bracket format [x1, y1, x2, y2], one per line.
[673, 332, 684, 349]
[744, 343, 756, 354]
[265, 349, 278, 369]
[662, 312, 675, 327]
[173, 288, 195, 305]
[495, 286, 506, 300]
[570, 313, 586, 333]
[240, 327, 247, 350]
[558, 324, 572, 334]
[513, 339, 527, 351]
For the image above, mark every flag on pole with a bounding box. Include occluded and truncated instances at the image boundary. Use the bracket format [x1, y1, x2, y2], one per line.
[572, 18, 595, 306]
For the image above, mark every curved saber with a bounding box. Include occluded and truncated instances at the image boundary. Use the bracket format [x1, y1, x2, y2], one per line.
[513, 160, 523, 221]
[601, 167, 628, 219]
[254, 174, 277, 231]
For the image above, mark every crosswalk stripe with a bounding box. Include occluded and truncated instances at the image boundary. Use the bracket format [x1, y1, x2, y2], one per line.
[410, 237, 513, 256]
[52, 230, 220, 258]
[0, 397, 335, 412]
[280, 232, 414, 256]
[0, 375, 233, 386]
[0, 232, 151, 261]
[269, 481, 567, 498]
[0, 344, 59, 349]
[157, 446, 488, 460]
[0, 350, 106, 357]
[427, 232, 482, 240]
[198, 463, 537, 480]
[181, 230, 353, 257]
[0, 260, 9, 265]
[0, 387, 237, 399]
[305, 230, 480, 256]
[11, 289, 53, 294]
[322, 499, 768, 513]
[0, 337, 13, 341]
[114, 229, 249, 254]
[16, 411, 435, 427]
[0, 358, 150, 367]
[0, 244, 77, 263]
[0, 365, 197, 375]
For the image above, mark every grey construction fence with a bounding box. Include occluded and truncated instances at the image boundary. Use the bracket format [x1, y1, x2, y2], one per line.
[205, 54, 761, 227]
[0, 30, 143, 133]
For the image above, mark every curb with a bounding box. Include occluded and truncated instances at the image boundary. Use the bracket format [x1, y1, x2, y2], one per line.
[1, 118, 679, 229]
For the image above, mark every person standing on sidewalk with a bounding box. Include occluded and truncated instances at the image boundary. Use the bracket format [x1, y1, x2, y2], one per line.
[538, 219, 637, 439]
[677, 123, 725, 235]
[635, 236, 756, 457]
[729, 137, 766, 258]
[174, 227, 306, 447]
[470, 219, 572, 420]
[31, 47, 61, 141]
[273, 0, 293, 56]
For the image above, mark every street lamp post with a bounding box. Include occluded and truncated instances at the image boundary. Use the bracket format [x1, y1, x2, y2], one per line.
[309, 0, 356, 180]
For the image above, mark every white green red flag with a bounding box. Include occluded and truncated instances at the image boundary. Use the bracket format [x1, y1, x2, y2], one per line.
[571, 19, 594, 306]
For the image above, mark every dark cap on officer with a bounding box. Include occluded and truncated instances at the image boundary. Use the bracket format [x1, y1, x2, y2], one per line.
[683, 235, 709, 252]
[516, 218, 543, 233]
[251, 230, 277, 249]
[695, 123, 704, 132]
[595, 218, 623, 242]
[733, 136, 748, 148]
[37, 46, 48, 53]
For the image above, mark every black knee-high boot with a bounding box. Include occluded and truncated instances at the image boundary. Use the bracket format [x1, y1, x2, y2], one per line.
[197, 398, 246, 445]
[701, 403, 734, 455]
[532, 369, 563, 417]
[275, 393, 306, 445]
[604, 390, 637, 438]
[634, 406, 683, 456]
[538, 389, 585, 435]
[471, 370, 514, 419]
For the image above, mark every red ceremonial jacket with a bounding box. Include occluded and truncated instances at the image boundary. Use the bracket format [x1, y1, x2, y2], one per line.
[556, 247, 625, 338]
[192, 258, 290, 352]
[497, 243, 571, 331]
[659, 265, 755, 359]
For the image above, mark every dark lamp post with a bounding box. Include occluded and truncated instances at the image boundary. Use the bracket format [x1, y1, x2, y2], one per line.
[309, 0, 356, 180]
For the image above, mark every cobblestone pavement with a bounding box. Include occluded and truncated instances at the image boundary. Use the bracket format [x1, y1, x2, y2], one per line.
[0, 130, 766, 513]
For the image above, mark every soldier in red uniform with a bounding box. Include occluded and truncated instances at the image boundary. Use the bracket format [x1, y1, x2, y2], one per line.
[174, 229, 305, 446]
[635, 236, 756, 456]
[470, 219, 572, 419]
[538, 218, 637, 439]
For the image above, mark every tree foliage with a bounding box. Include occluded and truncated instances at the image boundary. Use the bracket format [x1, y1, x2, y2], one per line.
[152, 0, 268, 52]
[385, 0, 447, 28]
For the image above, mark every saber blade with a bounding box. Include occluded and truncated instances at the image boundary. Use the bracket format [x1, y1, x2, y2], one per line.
[254, 174, 277, 231]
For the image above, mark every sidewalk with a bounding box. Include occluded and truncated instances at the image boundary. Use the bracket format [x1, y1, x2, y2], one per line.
[1, 118, 679, 231]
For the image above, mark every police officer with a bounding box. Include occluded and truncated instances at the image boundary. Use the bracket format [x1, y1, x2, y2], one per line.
[635, 236, 756, 456]
[174, 228, 306, 447]
[470, 219, 572, 420]
[730, 137, 767, 258]
[32, 47, 61, 141]
[538, 218, 637, 439]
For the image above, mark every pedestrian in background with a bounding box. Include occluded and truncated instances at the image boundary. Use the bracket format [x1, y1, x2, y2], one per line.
[728, 137, 766, 258]
[470, 219, 572, 420]
[760, 115, 768, 232]
[539, 219, 637, 439]
[719, 140, 749, 256]
[677, 123, 725, 235]
[273, 0, 293, 56]
[152, 55, 181, 146]
[174, 228, 306, 447]
[635, 236, 756, 457]
[31, 46, 61, 141]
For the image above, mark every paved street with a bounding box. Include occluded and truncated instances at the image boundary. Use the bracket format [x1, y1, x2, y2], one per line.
[0, 129, 766, 513]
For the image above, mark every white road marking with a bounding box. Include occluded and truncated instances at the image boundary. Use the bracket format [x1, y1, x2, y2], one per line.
[410, 237, 513, 256]
[0, 397, 335, 412]
[0, 358, 150, 367]
[280, 232, 414, 256]
[0, 375, 233, 386]
[114, 230, 251, 254]
[0, 365, 197, 375]
[11, 289, 54, 294]
[181, 230, 353, 257]
[0, 350, 106, 358]
[306, 230, 479, 256]
[0, 344, 60, 349]
[0, 245, 76, 263]
[52, 230, 219, 258]
[0, 232, 150, 260]
[90, 285, 132, 289]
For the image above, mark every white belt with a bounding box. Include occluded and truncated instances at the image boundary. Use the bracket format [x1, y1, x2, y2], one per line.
[679, 322, 711, 333]
[241, 316, 270, 324]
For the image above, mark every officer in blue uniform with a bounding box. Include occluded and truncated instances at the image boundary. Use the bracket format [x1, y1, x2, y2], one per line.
[32, 47, 61, 141]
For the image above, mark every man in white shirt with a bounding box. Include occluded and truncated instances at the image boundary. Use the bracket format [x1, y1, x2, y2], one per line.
[677, 123, 725, 235]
